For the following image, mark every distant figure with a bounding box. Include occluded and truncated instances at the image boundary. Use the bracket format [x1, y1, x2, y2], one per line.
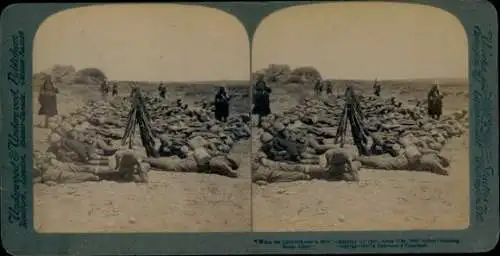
[326, 81, 333, 95]
[112, 82, 118, 96]
[252, 79, 272, 127]
[314, 80, 323, 96]
[214, 86, 231, 122]
[175, 98, 188, 110]
[100, 79, 109, 99]
[38, 73, 59, 128]
[130, 86, 138, 98]
[158, 82, 166, 99]
[427, 81, 443, 120]
[373, 79, 381, 96]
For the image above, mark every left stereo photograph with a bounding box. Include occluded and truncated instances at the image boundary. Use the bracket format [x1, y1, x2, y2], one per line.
[32, 3, 252, 233]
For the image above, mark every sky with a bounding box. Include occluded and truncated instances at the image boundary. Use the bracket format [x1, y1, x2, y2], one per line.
[33, 4, 250, 82]
[252, 2, 468, 80]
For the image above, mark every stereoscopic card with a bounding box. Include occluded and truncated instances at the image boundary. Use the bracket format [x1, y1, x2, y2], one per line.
[1, 1, 498, 255]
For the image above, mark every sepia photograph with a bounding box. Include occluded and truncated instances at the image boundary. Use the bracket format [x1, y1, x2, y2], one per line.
[32, 4, 252, 232]
[251, 2, 469, 231]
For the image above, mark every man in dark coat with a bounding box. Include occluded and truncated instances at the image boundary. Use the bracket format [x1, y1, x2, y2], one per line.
[100, 79, 110, 100]
[112, 82, 118, 96]
[158, 82, 166, 99]
[38, 73, 59, 128]
[373, 79, 381, 96]
[252, 79, 272, 127]
[314, 79, 323, 96]
[427, 81, 443, 120]
[214, 86, 231, 122]
[326, 81, 333, 95]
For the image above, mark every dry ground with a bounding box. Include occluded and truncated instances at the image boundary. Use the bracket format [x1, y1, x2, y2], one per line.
[33, 83, 252, 233]
[33, 80, 470, 232]
[252, 80, 470, 231]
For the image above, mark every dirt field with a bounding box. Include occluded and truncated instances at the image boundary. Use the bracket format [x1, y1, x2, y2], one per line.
[33, 80, 470, 232]
[252, 79, 470, 231]
[33, 83, 252, 233]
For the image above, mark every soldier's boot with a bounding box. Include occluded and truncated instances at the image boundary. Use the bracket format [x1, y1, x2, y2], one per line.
[209, 156, 238, 178]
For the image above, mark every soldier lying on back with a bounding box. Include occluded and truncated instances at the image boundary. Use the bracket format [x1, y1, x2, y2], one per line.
[158, 136, 189, 159]
[261, 123, 305, 163]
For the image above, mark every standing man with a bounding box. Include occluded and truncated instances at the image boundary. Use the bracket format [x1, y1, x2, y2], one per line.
[100, 79, 109, 100]
[326, 81, 333, 95]
[38, 73, 59, 128]
[252, 78, 272, 127]
[158, 82, 167, 99]
[427, 80, 443, 120]
[214, 86, 231, 122]
[314, 79, 323, 96]
[112, 82, 118, 96]
[373, 78, 381, 97]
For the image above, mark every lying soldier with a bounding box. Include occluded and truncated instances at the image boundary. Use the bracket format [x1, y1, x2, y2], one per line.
[260, 122, 305, 163]
[252, 147, 360, 184]
[46, 131, 113, 165]
[108, 148, 149, 183]
[38, 146, 150, 184]
[144, 146, 240, 178]
[356, 142, 449, 175]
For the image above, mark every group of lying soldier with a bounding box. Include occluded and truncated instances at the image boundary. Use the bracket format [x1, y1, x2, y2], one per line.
[250, 77, 448, 184]
[38, 78, 243, 184]
[101, 79, 234, 123]
[38, 74, 446, 185]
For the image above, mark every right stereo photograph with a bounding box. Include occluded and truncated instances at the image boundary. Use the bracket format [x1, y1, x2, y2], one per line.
[250, 2, 470, 232]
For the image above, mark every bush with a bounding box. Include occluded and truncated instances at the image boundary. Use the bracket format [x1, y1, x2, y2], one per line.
[32, 65, 107, 87]
[264, 64, 291, 83]
[289, 66, 322, 84]
[51, 65, 76, 85]
[32, 72, 49, 88]
[74, 68, 107, 85]
[252, 64, 323, 86]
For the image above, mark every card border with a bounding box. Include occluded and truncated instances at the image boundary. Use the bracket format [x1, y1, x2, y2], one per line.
[1, 1, 498, 254]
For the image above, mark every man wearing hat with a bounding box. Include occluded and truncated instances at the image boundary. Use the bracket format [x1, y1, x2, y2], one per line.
[112, 82, 119, 96]
[158, 82, 167, 99]
[373, 78, 381, 97]
[38, 73, 59, 128]
[252, 78, 272, 127]
[214, 85, 231, 122]
[314, 79, 323, 96]
[100, 78, 109, 100]
[326, 81, 333, 96]
[427, 80, 443, 120]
